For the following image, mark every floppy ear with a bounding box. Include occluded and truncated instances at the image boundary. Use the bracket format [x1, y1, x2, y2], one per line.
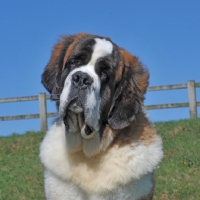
[41, 36, 73, 100]
[108, 49, 149, 130]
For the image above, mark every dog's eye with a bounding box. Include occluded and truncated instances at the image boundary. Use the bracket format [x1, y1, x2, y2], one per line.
[100, 71, 107, 80]
[70, 60, 80, 67]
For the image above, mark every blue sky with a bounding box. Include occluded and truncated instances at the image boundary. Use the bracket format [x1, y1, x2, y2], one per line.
[0, 1, 200, 136]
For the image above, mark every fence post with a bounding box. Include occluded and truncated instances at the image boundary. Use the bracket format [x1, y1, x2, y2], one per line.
[39, 93, 47, 132]
[187, 80, 197, 118]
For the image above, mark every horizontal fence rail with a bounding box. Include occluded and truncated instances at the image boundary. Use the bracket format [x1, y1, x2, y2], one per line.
[0, 95, 50, 103]
[0, 113, 58, 121]
[0, 80, 199, 132]
[147, 82, 200, 91]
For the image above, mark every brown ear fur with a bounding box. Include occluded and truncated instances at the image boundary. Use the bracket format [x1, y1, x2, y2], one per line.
[42, 33, 90, 100]
[108, 49, 149, 130]
[41, 36, 73, 100]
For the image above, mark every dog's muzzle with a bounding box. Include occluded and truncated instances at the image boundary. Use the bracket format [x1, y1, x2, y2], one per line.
[59, 71, 96, 139]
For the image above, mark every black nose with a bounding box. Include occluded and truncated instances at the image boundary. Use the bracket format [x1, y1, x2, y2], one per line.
[72, 71, 93, 89]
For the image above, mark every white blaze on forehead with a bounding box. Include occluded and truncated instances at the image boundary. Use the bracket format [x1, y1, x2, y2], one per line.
[89, 38, 113, 66]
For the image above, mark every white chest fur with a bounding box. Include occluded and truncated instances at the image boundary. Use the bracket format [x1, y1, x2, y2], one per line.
[44, 169, 153, 200]
[40, 121, 163, 199]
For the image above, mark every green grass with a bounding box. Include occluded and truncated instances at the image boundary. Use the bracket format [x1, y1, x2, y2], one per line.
[0, 132, 45, 200]
[0, 118, 199, 199]
[154, 118, 200, 200]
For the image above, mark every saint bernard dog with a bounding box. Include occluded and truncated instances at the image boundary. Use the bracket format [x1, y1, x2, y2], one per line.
[40, 33, 163, 200]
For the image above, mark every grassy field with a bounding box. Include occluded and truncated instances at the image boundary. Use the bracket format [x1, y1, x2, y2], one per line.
[0, 118, 199, 200]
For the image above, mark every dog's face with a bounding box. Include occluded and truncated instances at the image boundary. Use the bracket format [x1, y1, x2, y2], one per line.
[42, 33, 149, 156]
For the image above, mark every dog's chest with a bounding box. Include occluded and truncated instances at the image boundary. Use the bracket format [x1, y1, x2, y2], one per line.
[40, 122, 163, 199]
[45, 169, 153, 200]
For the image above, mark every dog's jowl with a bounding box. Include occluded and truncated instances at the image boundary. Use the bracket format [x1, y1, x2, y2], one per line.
[40, 33, 163, 200]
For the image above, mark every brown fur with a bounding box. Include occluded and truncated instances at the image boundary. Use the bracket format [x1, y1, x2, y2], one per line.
[48, 37, 68, 69]
[113, 112, 157, 147]
[115, 59, 124, 82]
[62, 33, 89, 70]
[120, 48, 149, 95]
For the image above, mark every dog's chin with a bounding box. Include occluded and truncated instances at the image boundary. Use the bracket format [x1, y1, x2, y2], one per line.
[68, 98, 84, 114]
[63, 98, 96, 139]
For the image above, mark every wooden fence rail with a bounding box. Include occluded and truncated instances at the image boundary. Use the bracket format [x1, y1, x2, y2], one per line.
[0, 80, 199, 132]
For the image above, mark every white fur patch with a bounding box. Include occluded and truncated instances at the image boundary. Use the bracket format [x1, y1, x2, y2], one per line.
[58, 38, 113, 156]
[89, 38, 113, 66]
[44, 168, 153, 200]
[59, 77, 72, 118]
[40, 120, 163, 197]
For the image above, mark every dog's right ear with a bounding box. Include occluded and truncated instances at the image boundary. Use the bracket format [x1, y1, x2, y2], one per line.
[41, 36, 73, 100]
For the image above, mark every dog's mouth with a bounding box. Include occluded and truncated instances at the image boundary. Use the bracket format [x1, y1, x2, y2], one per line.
[62, 97, 95, 139]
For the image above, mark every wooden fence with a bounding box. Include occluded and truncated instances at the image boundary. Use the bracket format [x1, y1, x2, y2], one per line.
[0, 80, 200, 132]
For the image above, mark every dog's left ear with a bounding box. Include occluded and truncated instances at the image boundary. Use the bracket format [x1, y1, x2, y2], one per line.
[108, 49, 149, 130]
[42, 36, 73, 100]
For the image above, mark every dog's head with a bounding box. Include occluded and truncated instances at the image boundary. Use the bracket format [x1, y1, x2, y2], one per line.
[42, 33, 149, 156]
